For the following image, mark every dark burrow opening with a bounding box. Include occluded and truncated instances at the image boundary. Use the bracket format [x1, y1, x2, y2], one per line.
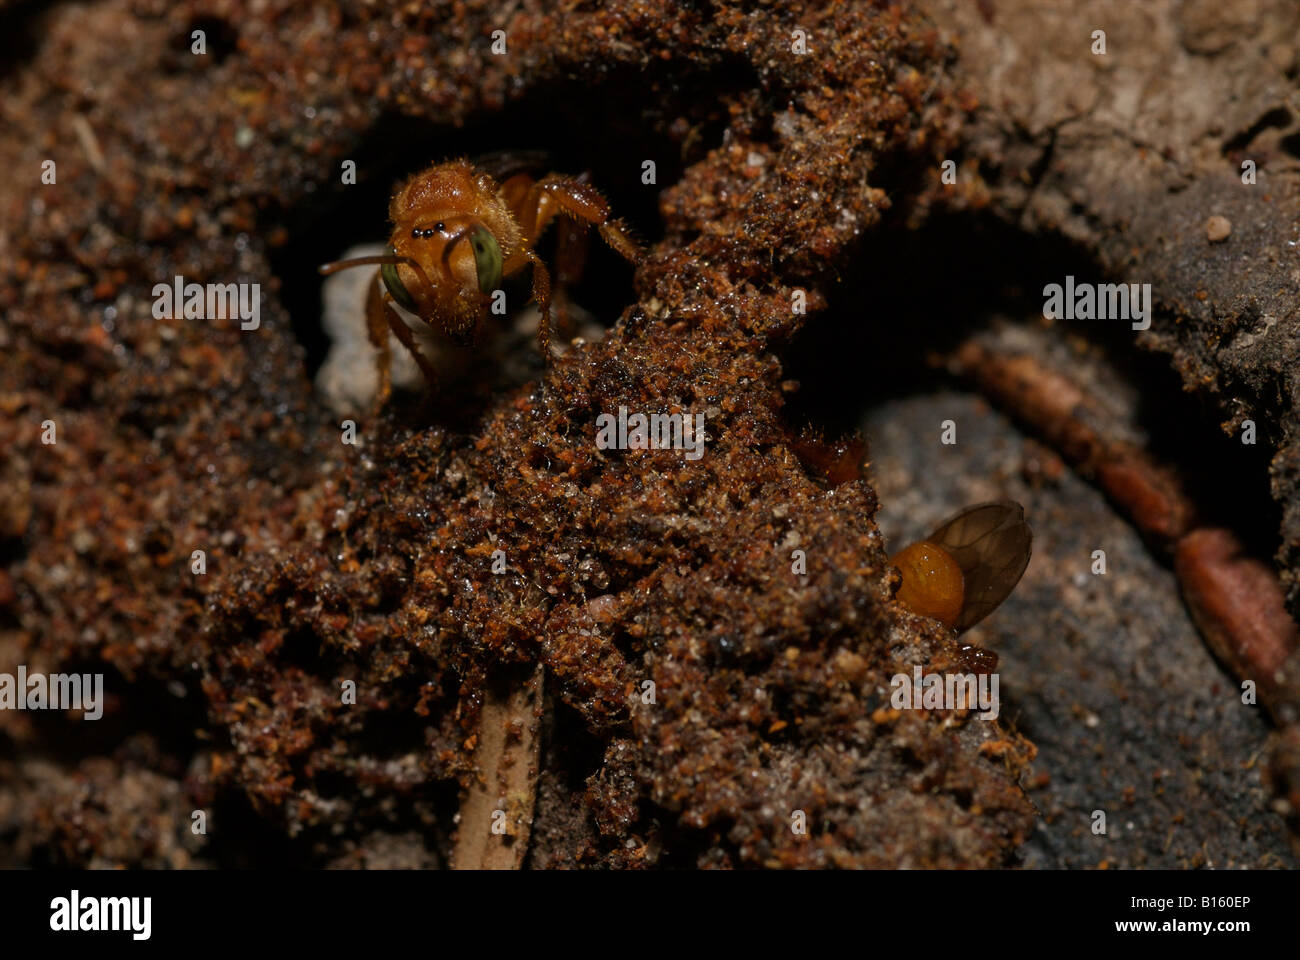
[270, 67, 741, 384]
[780, 209, 1283, 563]
[0, 0, 52, 85]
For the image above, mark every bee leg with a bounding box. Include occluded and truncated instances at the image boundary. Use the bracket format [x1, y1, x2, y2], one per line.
[503, 174, 636, 358]
[552, 215, 589, 337]
[595, 218, 640, 265]
[527, 177, 641, 265]
[364, 277, 393, 415]
[526, 250, 553, 358]
[383, 308, 439, 396]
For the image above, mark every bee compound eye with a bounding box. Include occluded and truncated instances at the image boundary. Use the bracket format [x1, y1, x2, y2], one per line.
[467, 226, 503, 295]
[380, 248, 419, 313]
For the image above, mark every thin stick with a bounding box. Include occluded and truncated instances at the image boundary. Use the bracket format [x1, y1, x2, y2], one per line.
[451, 663, 545, 870]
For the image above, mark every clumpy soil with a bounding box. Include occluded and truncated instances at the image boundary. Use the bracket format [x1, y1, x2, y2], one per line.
[0, 0, 1296, 868]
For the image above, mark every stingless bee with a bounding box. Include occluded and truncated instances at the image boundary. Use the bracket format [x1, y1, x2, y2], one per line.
[890, 501, 1033, 635]
[319, 153, 640, 406]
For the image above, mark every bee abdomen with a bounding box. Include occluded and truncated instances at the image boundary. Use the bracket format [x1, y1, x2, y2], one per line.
[891, 540, 965, 630]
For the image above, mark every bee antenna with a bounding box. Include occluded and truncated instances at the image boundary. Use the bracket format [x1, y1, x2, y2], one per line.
[318, 254, 408, 276]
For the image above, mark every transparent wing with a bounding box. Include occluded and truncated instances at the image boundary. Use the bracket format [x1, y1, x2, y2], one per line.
[928, 501, 1032, 632]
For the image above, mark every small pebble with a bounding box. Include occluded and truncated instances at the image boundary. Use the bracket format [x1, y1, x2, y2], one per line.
[1205, 215, 1231, 243]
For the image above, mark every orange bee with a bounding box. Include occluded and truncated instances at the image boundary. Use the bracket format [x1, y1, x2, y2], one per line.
[319, 153, 639, 405]
[890, 501, 1033, 634]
